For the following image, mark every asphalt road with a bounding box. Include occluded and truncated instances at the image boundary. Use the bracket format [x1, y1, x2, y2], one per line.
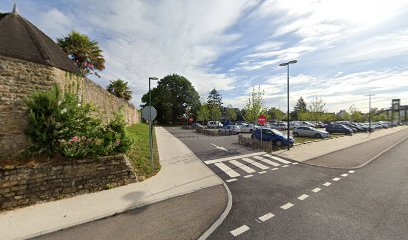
[166, 127, 408, 240]
[33, 185, 227, 240]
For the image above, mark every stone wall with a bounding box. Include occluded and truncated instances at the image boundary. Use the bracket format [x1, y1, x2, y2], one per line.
[0, 56, 140, 160]
[0, 155, 137, 211]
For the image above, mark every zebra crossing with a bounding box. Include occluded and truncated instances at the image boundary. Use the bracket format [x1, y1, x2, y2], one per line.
[204, 152, 298, 181]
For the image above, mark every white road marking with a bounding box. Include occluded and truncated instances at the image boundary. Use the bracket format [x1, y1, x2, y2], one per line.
[282, 165, 289, 168]
[349, 170, 355, 173]
[253, 156, 280, 167]
[204, 152, 267, 164]
[323, 182, 331, 187]
[244, 174, 254, 178]
[229, 160, 256, 173]
[258, 171, 267, 174]
[281, 203, 294, 210]
[214, 162, 240, 178]
[241, 158, 269, 170]
[341, 173, 349, 177]
[226, 179, 237, 183]
[210, 143, 228, 152]
[230, 225, 250, 237]
[258, 213, 274, 222]
[264, 154, 291, 164]
[298, 194, 309, 200]
[333, 177, 341, 181]
[292, 162, 299, 165]
[312, 188, 321, 193]
[271, 168, 279, 171]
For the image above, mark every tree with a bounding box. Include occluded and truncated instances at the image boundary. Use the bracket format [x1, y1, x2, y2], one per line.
[211, 107, 222, 121]
[207, 89, 223, 108]
[266, 107, 285, 121]
[107, 79, 132, 100]
[291, 97, 308, 120]
[57, 31, 105, 77]
[141, 74, 200, 124]
[197, 103, 210, 122]
[244, 86, 265, 122]
[308, 98, 326, 122]
[226, 104, 237, 121]
[349, 105, 363, 122]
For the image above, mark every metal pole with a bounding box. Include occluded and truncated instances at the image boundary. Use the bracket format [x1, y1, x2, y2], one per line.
[287, 64, 290, 150]
[149, 78, 153, 170]
[369, 95, 371, 132]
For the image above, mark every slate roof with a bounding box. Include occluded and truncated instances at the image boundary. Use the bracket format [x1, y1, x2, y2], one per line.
[0, 11, 81, 75]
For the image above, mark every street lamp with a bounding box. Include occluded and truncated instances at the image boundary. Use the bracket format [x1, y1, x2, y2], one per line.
[149, 77, 158, 169]
[279, 60, 297, 150]
[366, 94, 375, 132]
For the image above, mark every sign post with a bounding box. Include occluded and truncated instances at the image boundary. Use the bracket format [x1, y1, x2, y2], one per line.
[142, 106, 157, 169]
[257, 115, 267, 148]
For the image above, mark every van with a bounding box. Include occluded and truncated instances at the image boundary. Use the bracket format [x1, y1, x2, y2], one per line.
[207, 121, 223, 129]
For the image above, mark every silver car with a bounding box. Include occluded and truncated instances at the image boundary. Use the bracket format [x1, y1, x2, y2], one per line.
[293, 126, 329, 138]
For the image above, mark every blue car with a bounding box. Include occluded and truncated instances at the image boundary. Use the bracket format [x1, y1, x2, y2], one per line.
[251, 128, 294, 147]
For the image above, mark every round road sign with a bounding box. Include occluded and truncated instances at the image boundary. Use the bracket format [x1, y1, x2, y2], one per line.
[257, 115, 267, 125]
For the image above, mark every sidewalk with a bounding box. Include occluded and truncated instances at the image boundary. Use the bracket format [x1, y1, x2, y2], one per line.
[275, 126, 408, 162]
[0, 127, 223, 240]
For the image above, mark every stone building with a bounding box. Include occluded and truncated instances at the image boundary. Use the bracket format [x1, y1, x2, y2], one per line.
[0, 7, 140, 160]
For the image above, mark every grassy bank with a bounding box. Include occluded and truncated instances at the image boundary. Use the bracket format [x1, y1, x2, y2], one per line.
[126, 124, 161, 181]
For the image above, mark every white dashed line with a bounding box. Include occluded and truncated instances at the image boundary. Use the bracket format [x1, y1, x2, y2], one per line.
[323, 182, 331, 187]
[281, 203, 294, 210]
[226, 179, 237, 183]
[230, 225, 250, 237]
[258, 212, 275, 222]
[341, 173, 348, 177]
[244, 174, 254, 178]
[271, 168, 279, 171]
[292, 162, 299, 165]
[298, 194, 309, 200]
[258, 171, 267, 174]
[282, 165, 289, 168]
[312, 188, 321, 193]
[349, 170, 355, 173]
[333, 177, 341, 181]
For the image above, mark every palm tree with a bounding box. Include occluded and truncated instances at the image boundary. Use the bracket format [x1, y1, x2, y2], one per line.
[107, 79, 132, 101]
[57, 31, 105, 77]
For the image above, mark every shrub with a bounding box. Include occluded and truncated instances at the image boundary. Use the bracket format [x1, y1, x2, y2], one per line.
[25, 85, 132, 159]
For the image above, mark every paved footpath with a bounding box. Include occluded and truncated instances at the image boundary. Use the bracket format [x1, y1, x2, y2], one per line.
[0, 127, 224, 240]
[275, 126, 407, 162]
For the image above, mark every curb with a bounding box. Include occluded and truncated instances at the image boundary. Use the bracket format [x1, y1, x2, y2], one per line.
[300, 131, 408, 170]
[198, 182, 232, 240]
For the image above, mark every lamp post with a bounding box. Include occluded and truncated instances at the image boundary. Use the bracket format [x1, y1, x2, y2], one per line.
[149, 77, 158, 169]
[279, 60, 297, 150]
[366, 94, 375, 132]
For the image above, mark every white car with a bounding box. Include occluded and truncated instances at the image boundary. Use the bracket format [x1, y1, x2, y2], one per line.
[236, 123, 255, 133]
[270, 122, 288, 130]
[207, 121, 223, 129]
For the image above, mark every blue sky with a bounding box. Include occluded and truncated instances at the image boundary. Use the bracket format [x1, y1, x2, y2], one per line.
[2, 0, 408, 112]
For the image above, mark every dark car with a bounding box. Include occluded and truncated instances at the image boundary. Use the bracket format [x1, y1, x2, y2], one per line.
[190, 122, 204, 129]
[251, 128, 294, 147]
[325, 124, 353, 135]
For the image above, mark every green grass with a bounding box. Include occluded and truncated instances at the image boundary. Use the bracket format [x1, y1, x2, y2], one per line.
[126, 123, 160, 181]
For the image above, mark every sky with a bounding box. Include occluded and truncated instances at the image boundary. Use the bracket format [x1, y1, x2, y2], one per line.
[2, 0, 408, 113]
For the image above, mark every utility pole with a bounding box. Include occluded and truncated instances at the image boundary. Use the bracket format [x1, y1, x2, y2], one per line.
[366, 94, 375, 132]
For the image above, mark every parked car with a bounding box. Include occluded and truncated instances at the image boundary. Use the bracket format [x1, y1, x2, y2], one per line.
[190, 122, 203, 129]
[236, 123, 255, 133]
[325, 124, 353, 135]
[270, 122, 288, 130]
[222, 125, 241, 134]
[300, 121, 317, 128]
[207, 121, 223, 129]
[293, 126, 330, 138]
[251, 128, 294, 147]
